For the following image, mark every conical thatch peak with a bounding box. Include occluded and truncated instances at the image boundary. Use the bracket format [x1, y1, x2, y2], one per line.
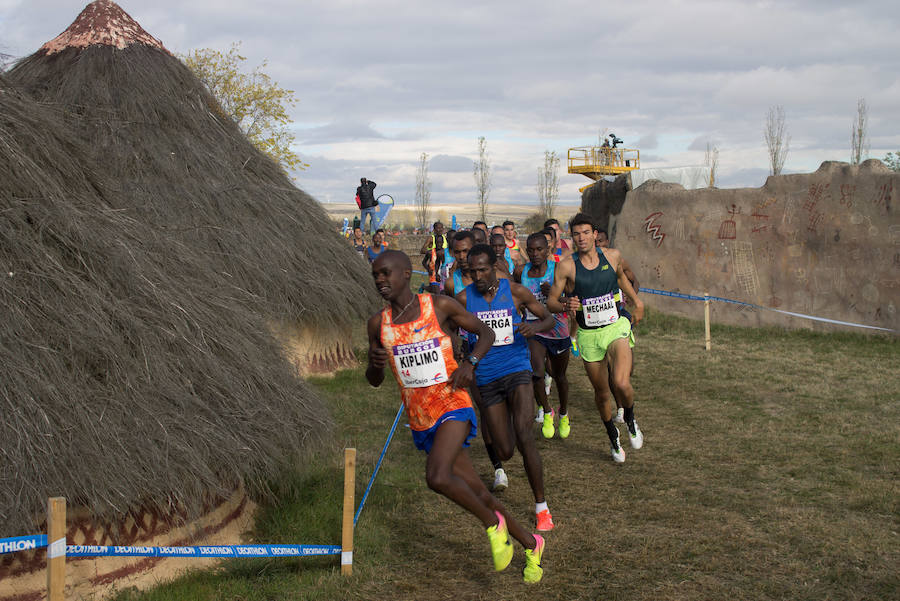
[40, 0, 168, 55]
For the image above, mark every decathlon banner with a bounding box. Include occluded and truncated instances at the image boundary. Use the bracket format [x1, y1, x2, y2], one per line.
[0, 534, 47, 554]
[65, 544, 341, 558]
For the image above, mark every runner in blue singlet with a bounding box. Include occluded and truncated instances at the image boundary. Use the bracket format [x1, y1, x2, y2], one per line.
[456, 244, 558, 532]
[515, 233, 572, 440]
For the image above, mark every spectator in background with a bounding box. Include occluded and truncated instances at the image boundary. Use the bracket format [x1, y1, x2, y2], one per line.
[357, 177, 378, 234]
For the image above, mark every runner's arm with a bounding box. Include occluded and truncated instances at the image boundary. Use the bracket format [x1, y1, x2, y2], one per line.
[365, 313, 388, 387]
[433, 295, 495, 389]
[512, 263, 525, 283]
[613, 252, 643, 324]
[512, 283, 555, 337]
[443, 274, 456, 296]
[621, 257, 639, 293]
[546, 258, 575, 313]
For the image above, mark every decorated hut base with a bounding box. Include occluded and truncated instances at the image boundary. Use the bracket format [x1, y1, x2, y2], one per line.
[0, 489, 256, 601]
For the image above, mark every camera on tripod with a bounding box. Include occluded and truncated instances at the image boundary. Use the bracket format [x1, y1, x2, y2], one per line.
[609, 133, 624, 148]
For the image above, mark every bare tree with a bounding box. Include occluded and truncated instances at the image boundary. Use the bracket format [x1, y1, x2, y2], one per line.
[414, 152, 431, 231]
[473, 136, 491, 222]
[537, 150, 560, 220]
[850, 97, 869, 165]
[705, 142, 720, 187]
[764, 105, 790, 175]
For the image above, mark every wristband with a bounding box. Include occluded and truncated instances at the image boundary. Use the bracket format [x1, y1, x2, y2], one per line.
[465, 355, 479, 367]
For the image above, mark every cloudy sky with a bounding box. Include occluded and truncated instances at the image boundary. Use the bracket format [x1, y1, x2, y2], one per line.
[2, 0, 899, 212]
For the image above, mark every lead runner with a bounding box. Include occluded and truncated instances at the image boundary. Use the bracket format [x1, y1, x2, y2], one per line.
[365, 250, 545, 582]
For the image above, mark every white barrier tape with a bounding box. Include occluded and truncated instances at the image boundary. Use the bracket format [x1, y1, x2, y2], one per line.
[48, 537, 66, 559]
[341, 551, 353, 566]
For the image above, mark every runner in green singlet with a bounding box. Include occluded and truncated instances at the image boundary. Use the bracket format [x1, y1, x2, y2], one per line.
[546, 214, 645, 463]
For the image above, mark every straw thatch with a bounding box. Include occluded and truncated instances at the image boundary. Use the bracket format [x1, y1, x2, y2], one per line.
[0, 0, 376, 537]
[8, 0, 378, 329]
[0, 74, 334, 536]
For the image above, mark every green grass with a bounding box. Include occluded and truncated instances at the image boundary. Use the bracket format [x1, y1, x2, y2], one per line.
[113, 309, 898, 601]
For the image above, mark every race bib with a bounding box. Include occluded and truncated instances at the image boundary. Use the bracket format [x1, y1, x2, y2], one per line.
[582, 293, 618, 327]
[392, 338, 449, 388]
[477, 309, 515, 346]
[524, 290, 546, 321]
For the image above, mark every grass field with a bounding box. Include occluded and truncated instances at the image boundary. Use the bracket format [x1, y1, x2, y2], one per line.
[114, 310, 898, 601]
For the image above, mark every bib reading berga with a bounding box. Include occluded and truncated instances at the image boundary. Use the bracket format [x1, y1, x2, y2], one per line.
[476, 308, 514, 346]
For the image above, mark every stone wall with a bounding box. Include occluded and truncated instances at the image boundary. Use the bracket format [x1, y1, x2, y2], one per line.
[608, 160, 898, 334]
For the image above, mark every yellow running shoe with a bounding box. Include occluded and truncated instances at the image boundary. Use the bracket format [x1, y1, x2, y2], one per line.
[523, 534, 545, 583]
[486, 511, 513, 571]
[558, 412, 570, 439]
[541, 409, 555, 439]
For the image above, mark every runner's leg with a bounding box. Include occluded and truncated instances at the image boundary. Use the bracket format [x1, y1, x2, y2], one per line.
[583, 359, 614, 421]
[479, 401, 515, 460]
[528, 338, 552, 415]
[452, 450, 536, 550]
[425, 420, 500, 527]
[548, 349, 570, 416]
[606, 338, 634, 410]
[508, 382, 546, 504]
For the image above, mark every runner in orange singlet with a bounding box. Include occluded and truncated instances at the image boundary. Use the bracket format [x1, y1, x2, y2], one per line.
[366, 251, 545, 582]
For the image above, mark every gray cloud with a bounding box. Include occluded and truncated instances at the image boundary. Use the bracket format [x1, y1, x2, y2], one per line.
[429, 154, 473, 173]
[2, 0, 898, 204]
[296, 122, 385, 145]
[635, 133, 658, 149]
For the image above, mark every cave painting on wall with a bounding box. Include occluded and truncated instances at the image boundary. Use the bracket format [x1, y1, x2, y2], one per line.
[643, 212, 666, 247]
[718, 204, 739, 239]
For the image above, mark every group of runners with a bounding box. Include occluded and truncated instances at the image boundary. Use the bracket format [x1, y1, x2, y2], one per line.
[364, 213, 644, 584]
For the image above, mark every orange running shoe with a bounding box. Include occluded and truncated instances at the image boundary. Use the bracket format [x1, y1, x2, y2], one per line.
[536, 508, 554, 531]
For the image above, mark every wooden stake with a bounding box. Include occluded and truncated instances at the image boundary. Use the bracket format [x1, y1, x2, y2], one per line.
[704, 292, 711, 351]
[46, 497, 66, 601]
[341, 448, 357, 576]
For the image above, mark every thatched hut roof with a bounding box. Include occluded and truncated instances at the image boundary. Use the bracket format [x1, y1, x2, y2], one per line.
[8, 0, 378, 330]
[0, 6, 358, 536]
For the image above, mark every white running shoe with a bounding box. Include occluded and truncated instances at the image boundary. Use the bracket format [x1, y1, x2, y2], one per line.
[613, 407, 625, 424]
[493, 468, 509, 491]
[544, 373, 552, 395]
[535, 407, 544, 424]
[610, 432, 626, 463]
[628, 420, 644, 449]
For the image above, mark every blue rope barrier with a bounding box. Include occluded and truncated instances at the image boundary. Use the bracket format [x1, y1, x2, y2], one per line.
[65, 544, 340, 558]
[0, 536, 339, 558]
[640, 287, 896, 332]
[354, 403, 405, 526]
[0, 534, 46, 554]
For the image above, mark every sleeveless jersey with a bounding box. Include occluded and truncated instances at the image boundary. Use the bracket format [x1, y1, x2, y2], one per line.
[381, 294, 472, 431]
[367, 244, 386, 263]
[465, 279, 531, 386]
[572, 251, 621, 329]
[452, 268, 466, 294]
[520, 261, 569, 339]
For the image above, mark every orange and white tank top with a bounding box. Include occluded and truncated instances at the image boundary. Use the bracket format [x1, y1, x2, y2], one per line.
[381, 294, 472, 431]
